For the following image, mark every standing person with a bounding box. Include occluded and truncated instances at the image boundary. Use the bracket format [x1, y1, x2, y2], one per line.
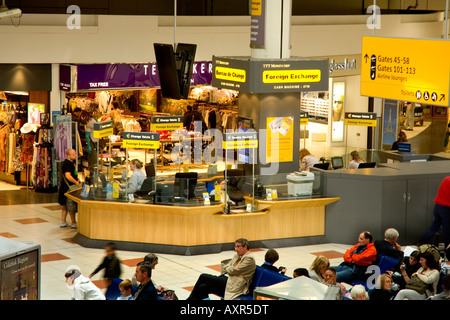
[89, 242, 122, 295]
[391, 130, 408, 150]
[348, 150, 365, 169]
[187, 238, 256, 300]
[65, 265, 105, 300]
[132, 261, 158, 300]
[183, 105, 193, 129]
[394, 252, 441, 300]
[58, 148, 80, 229]
[299, 148, 319, 172]
[420, 176, 450, 249]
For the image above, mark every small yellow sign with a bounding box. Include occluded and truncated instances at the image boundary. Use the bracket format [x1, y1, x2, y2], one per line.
[262, 70, 322, 83]
[122, 140, 160, 149]
[361, 36, 450, 106]
[251, 0, 262, 15]
[223, 140, 258, 150]
[215, 66, 246, 83]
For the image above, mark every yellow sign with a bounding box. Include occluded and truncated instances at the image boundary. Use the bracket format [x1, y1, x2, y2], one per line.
[122, 132, 160, 149]
[251, 0, 262, 15]
[122, 140, 160, 149]
[223, 132, 258, 150]
[344, 112, 377, 127]
[223, 140, 258, 150]
[93, 127, 113, 139]
[93, 120, 114, 139]
[361, 36, 450, 106]
[215, 66, 246, 83]
[344, 119, 377, 127]
[262, 70, 322, 83]
[266, 117, 294, 163]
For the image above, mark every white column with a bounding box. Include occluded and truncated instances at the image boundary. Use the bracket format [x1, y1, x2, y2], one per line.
[251, 0, 291, 59]
[50, 64, 63, 122]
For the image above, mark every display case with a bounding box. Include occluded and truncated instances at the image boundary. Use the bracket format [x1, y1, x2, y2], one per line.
[0, 237, 41, 300]
[68, 168, 339, 255]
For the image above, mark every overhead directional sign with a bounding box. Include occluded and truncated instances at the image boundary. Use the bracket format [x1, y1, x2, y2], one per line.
[212, 56, 329, 93]
[93, 120, 113, 139]
[122, 132, 160, 149]
[223, 132, 258, 150]
[344, 112, 377, 127]
[361, 36, 450, 107]
[150, 116, 183, 131]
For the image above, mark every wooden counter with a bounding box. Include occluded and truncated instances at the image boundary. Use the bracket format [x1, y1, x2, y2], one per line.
[67, 191, 339, 255]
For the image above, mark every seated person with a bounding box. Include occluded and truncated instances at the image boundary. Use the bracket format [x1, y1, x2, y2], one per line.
[308, 255, 330, 284]
[322, 267, 346, 300]
[299, 148, 319, 172]
[369, 273, 395, 301]
[348, 150, 365, 169]
[332, 231, 377, 283]
[209, 179, 235, 205]
[388, 250, 420, 290]
[293, 268, 310, 278]
[117, 279, 133, 300]
[187, 238, 255, 300]
[261, 249, 286, 274]
[374, 228, 404, 262]
[117, 159, 146, 194]
[350, 284, 368, 300]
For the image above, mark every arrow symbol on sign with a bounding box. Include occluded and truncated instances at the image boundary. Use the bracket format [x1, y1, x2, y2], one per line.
[440, 94, 445, 102]
[364, 54, 369, 63]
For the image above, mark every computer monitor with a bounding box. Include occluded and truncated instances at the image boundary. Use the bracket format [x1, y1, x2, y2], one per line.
[174, 172, 198, 199]
[312, 162, 330, 170]
[99, 173, 107, 188]
[331, 157, 344, 169]
[156, 183, 173, 203]
[358, 162, 376, 168]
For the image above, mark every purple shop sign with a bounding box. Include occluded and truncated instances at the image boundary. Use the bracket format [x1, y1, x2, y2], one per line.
[74, 61, 212, 91]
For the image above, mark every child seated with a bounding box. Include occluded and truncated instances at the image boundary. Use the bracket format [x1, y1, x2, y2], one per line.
[117, 279, 133, 300]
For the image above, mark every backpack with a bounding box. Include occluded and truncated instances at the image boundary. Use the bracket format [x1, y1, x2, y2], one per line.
[419, 244, 441, 263]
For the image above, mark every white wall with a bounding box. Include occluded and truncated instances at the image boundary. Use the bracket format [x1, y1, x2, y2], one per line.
[0, 13, 444, 63]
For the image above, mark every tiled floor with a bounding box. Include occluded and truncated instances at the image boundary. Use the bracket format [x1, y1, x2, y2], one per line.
[0, 182, 358, 301]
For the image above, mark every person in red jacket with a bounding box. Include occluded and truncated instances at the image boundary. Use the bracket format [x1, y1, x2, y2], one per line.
[420, 176, 450, 249]
[332, 231, 377, 284]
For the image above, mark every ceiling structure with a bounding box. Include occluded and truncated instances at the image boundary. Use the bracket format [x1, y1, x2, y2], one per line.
[2, 0, 444, 16]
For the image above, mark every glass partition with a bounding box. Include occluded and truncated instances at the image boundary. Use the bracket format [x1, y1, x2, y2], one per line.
[74, 168, 327, 207]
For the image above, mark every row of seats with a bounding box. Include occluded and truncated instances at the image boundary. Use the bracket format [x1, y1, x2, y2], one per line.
[105, 265, 291, 300]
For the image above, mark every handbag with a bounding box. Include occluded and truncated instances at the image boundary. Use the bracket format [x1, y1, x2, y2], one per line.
[405, 274, 429, 294]
[157, 290, 178, 300]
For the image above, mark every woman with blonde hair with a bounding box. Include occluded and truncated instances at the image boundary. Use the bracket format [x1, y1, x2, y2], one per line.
[370, 273, 395, 300]
[119, 159, 146, 194]
[308, 255, 330, 283]
[348, 150, 365, 169]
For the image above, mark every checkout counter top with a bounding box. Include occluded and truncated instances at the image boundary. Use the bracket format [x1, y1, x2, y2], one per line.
[317, 159, 450, 181]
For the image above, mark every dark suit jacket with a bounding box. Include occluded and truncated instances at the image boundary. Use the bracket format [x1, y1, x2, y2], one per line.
[133, 281, 158, 300]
